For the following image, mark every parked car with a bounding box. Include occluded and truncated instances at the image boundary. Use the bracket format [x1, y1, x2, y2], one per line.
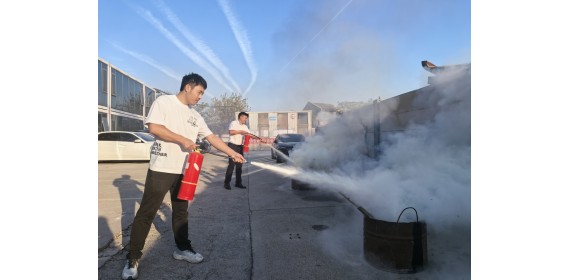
[271, 133, 305, 163]
[98, 131, 155, 161]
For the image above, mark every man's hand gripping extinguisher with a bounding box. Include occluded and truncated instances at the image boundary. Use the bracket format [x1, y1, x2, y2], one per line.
[177, 149, 204, 201]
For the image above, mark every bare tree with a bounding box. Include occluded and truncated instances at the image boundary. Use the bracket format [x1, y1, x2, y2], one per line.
[195, 92, 250, 136]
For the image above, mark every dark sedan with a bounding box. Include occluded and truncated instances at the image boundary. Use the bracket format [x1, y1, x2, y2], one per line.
[271, 133, 305, 163]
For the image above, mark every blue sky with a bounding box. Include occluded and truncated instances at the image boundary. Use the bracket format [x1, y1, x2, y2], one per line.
[6, 1, 570, 276]
[99, 0, 470, 111]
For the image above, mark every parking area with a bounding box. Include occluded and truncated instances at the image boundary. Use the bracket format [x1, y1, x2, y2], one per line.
[98, 150, 419, 279]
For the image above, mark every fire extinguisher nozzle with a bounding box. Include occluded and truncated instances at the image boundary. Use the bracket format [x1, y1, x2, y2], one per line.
[229, 156, 247, 163]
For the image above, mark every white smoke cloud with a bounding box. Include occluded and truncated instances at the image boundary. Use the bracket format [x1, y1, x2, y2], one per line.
[289, 66, 471, 278]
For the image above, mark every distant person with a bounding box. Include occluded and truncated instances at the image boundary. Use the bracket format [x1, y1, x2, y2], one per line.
[122, 73, 245, 280]
[224, 112, 261, 190]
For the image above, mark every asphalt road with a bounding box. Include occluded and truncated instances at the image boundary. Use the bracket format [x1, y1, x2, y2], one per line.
[98, 150, 431, 280]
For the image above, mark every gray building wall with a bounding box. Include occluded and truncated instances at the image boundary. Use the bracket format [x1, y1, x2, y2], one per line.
[361, 65, 471, 157]
[303, 102, 337, 129]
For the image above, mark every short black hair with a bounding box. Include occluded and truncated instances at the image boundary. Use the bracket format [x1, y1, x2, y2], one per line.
[238, 112, 249, 118]
[180, 73, 207, 91]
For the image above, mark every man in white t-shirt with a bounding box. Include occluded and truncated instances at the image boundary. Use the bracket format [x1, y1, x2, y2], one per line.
[223, 112, 253, 190]
[122, 73, 245, 280]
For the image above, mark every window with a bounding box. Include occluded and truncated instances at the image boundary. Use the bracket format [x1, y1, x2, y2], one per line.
[280, 134, 305, 142]
[256, 113, 269, 137]
[99, 112, 109, 132]
[134, 132, 155, 142]
[110, 69, 144, 115]
[112, 115, 144, 131]
[98, 133, 120, 141]
[119, 133, 138, 142]
[111, 69, 118, 96]
[98, 61, 108, 106]
[297, 112, 309, 135]
[145, 87, 155, 116]
[277, 113, 288, 130]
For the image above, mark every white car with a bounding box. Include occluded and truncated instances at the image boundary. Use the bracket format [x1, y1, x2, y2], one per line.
[98, 131, 155, 161]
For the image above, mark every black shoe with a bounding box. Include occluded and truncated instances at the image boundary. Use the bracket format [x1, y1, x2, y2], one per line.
[235, 184, 246, 189]
[224, 184, 231, 190]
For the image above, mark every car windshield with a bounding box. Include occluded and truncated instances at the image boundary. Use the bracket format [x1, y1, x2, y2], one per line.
[280, 134, 305, 142]
[134, 132, 156, 142]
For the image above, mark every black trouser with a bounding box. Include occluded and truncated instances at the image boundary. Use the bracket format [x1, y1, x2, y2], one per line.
[127, 169, 192, 260]
[224, 143, 244, 186]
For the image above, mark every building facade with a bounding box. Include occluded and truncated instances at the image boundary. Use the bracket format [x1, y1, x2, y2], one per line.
[231, 111, 313, 151]
[98, 59, 316, 140]
[302, 102, 339, 132]
[98, 58, 164, 132]
[244, 111, 313, 138]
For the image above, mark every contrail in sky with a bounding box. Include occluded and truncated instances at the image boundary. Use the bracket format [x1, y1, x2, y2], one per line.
[218, 0, 257, 96]
[110, 43, 214, 101]
[153, 0, 242, 94]
[132, 5, 235, 93]
[112, 43, 182, 82]
[279, 0, 354, 74]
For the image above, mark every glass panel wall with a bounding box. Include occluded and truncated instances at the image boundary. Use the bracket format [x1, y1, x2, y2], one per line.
[99, 59, 163, 133]
[98, 112, 108, 132]
[111, 69, 144, 115]
[98, 61, 108, 106]
[145, 86, 155, 117]
[111, 115, 144, 131]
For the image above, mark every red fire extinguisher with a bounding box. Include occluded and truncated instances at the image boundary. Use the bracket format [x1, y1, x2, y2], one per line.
[243, 134, 251, 153]
[178, 149, 204, 201]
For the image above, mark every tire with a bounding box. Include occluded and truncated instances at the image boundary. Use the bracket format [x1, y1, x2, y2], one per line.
[276, 155, 283, 163]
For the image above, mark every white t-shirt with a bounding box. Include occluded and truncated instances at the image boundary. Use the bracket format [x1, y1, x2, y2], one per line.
[145, 95, 213, 174]
[228, 120, 250, 145]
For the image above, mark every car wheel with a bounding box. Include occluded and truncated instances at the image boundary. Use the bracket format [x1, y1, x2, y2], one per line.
[276, 155, 284, 163]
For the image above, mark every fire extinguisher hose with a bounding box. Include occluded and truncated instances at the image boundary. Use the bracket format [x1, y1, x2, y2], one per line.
[197, 148, 247, 163]
[246, 150, 249, 188]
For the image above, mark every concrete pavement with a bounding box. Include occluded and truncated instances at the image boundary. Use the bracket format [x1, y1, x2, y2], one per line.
[98, 150, 426, 279]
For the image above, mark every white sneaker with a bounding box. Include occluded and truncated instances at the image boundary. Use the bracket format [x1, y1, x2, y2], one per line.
[173, 248, 204, 263]
[121, 259, 139, 280]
